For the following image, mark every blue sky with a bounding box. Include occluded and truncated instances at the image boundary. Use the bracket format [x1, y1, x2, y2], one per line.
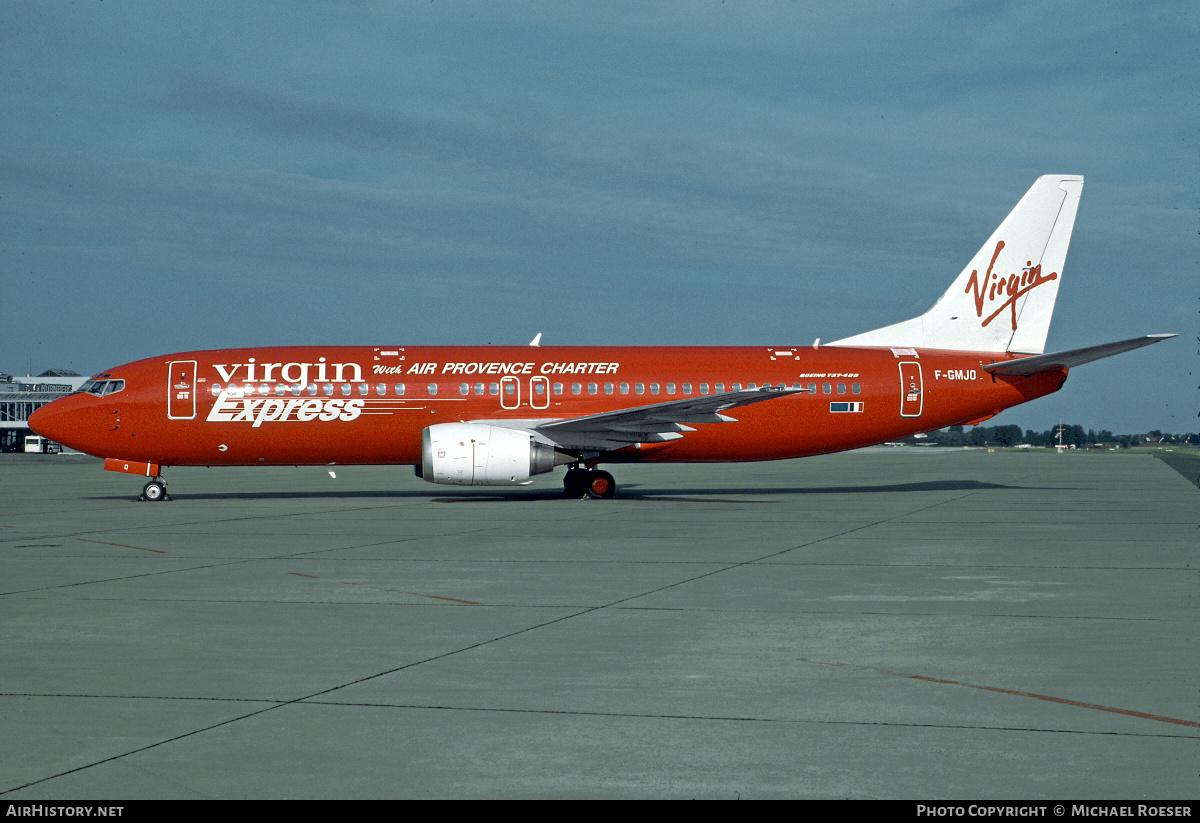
[2, 2, 1195, 433]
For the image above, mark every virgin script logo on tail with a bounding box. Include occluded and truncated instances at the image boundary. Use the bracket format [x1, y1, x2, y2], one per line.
[964, 241, 1058, 331]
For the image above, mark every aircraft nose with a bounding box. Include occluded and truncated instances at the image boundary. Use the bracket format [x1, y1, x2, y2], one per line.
[28, 400, 66, 441]
[28, 396, 91, 452]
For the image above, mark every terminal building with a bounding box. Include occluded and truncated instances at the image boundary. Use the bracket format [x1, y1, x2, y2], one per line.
[0, 369, 88, 451]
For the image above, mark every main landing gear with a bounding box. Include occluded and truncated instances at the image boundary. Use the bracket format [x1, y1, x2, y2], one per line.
[562, 465, 616, 499]
[140, 477, 172, 502]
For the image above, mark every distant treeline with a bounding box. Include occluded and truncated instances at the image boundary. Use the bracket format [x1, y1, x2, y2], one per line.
[910, 425, 1200, 448]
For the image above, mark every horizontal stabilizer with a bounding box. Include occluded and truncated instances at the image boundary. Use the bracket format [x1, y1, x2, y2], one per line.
[982, 334, 1176, 376]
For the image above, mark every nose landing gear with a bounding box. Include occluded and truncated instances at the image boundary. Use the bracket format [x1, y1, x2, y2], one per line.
[562, 465, 617, 499]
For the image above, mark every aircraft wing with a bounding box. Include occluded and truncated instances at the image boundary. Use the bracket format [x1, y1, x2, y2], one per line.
[532, 386, 806, 451]
[983, 334, 1177, 376]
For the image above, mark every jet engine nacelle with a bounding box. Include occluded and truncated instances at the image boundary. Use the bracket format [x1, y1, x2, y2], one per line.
[420, 423, 567, 486]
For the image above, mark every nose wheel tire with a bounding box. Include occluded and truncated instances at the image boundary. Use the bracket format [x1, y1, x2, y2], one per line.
[140, 479, 170, 502]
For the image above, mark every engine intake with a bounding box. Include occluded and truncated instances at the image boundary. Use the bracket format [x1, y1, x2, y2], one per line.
[421, 423, 569, 486]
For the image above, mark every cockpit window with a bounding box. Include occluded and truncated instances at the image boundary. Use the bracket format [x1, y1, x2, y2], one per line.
[77, 379, 125, 396]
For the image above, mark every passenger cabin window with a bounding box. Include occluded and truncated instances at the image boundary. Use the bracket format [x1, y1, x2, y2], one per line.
[427, 383, 438, 396]
[358, 383, 369, 396]
[588, 383, 597, 395]
[619, 383, 629, 395]
[852, 383, 861, 394]
[665, 383, 675, 395]
[553, 383, 563, 395]
[376, 383, 387, 396]
[823, 383, 831, 395]
[459, 383, 469, 396]
[394, 383, 406, 396]
[210, 383, 222, 396]
[837, 383, 846, 395]
[682, 383, 691, 395]
[699, 383, 708, 395]
[715, 383, 724, 393]
[650, 383, 659, 395]
[604, 383, 614, 395]
[732, 383, 741, 392]
[534, 382, 545, 395]
[341, 384, 352, 396]
[323, 384, 334, 396]
[475, 383, 485, 395]
[307, 384, 318, 396]
[572, 383, 582, 395]
[635, 383, 645, 395]
[489, 383, 499, 395]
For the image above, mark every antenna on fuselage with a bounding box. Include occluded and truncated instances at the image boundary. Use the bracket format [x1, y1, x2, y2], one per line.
[529, 333, 542, 347]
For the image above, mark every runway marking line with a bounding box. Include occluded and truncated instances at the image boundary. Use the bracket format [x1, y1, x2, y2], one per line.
[288, 572, 479, 604]
[796, 657, 1200, 729]
[75, 538, 165, 554]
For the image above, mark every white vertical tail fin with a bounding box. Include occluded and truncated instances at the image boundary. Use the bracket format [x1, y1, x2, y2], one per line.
[831, 175, 1084, 354]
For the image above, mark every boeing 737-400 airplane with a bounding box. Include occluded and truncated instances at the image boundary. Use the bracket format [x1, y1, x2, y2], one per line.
[29, 175, 1174, 500]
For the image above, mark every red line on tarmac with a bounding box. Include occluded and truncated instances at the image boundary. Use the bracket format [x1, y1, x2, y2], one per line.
[796, 657, 1200, 729]
[288, 572, 479, 604]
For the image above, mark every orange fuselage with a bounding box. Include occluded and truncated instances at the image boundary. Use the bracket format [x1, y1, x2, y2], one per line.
[30, 345, 1065, 468]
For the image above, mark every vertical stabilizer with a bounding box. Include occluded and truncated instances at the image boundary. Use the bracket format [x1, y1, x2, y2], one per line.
[830, 175, 1084, 354]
